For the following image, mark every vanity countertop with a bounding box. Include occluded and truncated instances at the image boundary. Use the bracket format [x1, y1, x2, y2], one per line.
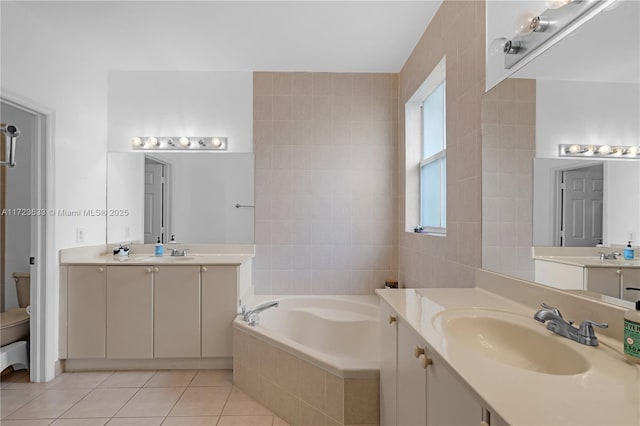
[535, 255, 640, 268]
[377, 287, 640, 426]
[61, 253, 254, 266]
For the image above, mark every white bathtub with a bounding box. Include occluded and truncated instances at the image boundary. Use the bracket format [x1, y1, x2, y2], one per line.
[233, 295, 379, 378]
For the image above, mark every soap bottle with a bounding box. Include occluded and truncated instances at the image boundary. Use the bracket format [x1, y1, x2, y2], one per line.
[624, 241, 635, 260]
[624, 287, 640, 364]
[155, 237, 164, 257]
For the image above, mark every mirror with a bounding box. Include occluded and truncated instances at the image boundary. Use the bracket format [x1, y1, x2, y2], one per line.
[106, 152, 254, 244]
[482, 0, 640, 302]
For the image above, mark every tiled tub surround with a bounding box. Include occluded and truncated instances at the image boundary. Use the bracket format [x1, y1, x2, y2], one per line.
[252, 71, 399, 295]
[233, 296, 380, 426]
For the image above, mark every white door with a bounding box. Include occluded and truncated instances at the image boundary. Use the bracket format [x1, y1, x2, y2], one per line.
[561, 164, 603, 246]
[144, 160, 164, 243]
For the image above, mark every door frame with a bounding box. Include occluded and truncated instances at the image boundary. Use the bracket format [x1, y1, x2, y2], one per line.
[1, 92, 54, 383]
[144, 155, 172, 243]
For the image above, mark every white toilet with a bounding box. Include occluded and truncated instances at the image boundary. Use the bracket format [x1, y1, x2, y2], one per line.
[0, 272, 30, 372]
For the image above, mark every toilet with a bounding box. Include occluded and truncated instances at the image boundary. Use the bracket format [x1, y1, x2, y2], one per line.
[0, 272, 30, 372]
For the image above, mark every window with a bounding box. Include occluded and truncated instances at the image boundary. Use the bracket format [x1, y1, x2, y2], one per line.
[404, 58, 446, 234]
[420, 81, 446, 231]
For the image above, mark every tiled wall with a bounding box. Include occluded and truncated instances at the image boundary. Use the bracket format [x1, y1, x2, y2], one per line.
[252, 72, 398, 295]
[481, 78, 536, 281]
[397, 0, 486, 288]
[234, 328, 379, 426]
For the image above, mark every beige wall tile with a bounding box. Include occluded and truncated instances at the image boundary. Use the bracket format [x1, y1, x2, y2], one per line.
[274, 73, 293, 96]
[277, 390, 300, 426]
[254, 73, 273, 96]
[300, 401, 328, 426]
[325, 373, 344, 424]
[343, 378, 379, 425]
[276, 350, 301, 397]
[299, 362, 326, 412]
[223, 389, 272, 417]
[313, 73, 333, 96]
[293, 73, 313, 96]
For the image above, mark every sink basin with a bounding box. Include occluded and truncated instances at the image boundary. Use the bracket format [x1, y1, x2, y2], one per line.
[136, 256, 196, 262]
[432, 309, 590, 375]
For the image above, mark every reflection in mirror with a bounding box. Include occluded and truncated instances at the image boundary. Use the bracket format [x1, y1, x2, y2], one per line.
[482, 0, 640, 303]
[107, 152, 254, 244]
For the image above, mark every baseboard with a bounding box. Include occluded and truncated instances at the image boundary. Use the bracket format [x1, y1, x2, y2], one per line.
[64, 357, 232, 371]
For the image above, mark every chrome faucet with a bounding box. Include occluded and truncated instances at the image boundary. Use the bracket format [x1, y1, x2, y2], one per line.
[239, 299, 280, 326]
[600, 251, 622, 261]
[534, 303, 608, 346]
[170, 248, 190, 256]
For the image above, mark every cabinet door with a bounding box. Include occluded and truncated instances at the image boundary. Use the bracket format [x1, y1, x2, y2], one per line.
[426, 355, 482, 425]
[67, 266, 106, 359]
[154, 265, 201, 358]
[201, 265, 237, 358]
[585, 267, 621, 299]
[621, 268, 640, 302]
[379, 302, 398, 426]
[397, 320, 427, 426]
[106, 266, 153, 359]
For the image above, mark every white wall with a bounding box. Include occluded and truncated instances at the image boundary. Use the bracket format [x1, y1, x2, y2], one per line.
[536, 80, 640, 158]
[1, 103, 33, 309]
[107, 71, 253, 153]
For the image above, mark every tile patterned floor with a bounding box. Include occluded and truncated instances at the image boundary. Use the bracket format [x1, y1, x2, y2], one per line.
[1, 369, 289, 426]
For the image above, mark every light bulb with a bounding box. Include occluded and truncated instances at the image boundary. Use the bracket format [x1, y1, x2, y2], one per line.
[147, 137, 158, 147]
[598, 145, 612, 154]
[131, 137, 143, 147]
[586, 145, 596, 155]
[627, 146, 640, 155]
[179, 137, 190, 147]
[489, 38, 508, 56]
[515, 12, 538, 35]
[612, 147, 624, 156]
[546, 0, 571, 9]
[568, 144, 581, 154]
[212, 137, 222, 148]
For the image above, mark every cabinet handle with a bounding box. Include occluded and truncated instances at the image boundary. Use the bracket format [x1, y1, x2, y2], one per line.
[420, 354, 433, 368]
[414, 345, 425, 358]
[97, 267, 104, 273]
[617, 269, 622, 276]
[202, 266, 208, 273]
[146, 267, 153, 273]
[153, 267, 159, 273]
[388, 315, 397, 324]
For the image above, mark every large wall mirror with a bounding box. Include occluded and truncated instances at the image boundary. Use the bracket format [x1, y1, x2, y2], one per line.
[106, 152, 254, 244]
[482, 0, 640, 304]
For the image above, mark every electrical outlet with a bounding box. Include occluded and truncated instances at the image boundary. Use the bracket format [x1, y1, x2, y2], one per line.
[76, 227, 86, 243]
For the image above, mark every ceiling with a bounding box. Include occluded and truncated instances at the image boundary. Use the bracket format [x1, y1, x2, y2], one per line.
[2, 1, 443, 73]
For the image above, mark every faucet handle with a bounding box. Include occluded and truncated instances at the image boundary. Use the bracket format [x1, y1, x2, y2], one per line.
[578, 320, 608, 339]
[540, 302, 563, 319]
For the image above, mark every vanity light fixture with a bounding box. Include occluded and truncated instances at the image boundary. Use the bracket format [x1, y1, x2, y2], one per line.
[559, 144, 640, 159]
[492, 0, 616, 69]
[131, 136, 228, 151]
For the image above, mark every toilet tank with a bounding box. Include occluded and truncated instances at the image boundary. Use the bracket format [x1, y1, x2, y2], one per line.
[12, 272, 30, 308]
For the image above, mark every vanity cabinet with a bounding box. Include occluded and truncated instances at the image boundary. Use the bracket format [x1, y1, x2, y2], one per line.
[67, 266, 106, 358]
[154, 265, 201, 358]
[106, 266, 153, 358]
[201, 265, 237, 357]
[64, 261, 246, 364]
[380, 301, 505, 426]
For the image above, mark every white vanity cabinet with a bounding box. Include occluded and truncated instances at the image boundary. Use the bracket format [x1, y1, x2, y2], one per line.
[67, 266, 107, 359]
[62, 257, 251, 367]
[154, 265, 201, 358]
[380, 300, 504, 426]
[106, 265, 153, 358]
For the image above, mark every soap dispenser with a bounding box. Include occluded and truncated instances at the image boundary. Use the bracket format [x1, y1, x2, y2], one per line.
[624, 287, 640, 364]
[169, 235, 177, 244]
[155, 237, 164, 257]
[624, 241, 635, 260]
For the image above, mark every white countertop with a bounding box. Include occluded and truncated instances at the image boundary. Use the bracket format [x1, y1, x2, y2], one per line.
[377, 287, 640, 426]
[61, 253, 254, 266]
[535, 255, 640, 268]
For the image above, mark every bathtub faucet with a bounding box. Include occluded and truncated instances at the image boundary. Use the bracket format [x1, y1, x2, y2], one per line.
[239, 299, 280, 326]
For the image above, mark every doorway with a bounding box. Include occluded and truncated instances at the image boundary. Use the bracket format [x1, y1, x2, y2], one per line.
[1, 98, 48, 382]
[144, 156, 170, 243]
[558, 163, 604, 246]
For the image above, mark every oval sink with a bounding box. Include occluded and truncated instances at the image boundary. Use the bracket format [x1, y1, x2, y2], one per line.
[432, 309, 590, 375]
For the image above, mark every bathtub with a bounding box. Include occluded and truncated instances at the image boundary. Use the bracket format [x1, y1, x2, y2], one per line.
[233, 295, 380, 425]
